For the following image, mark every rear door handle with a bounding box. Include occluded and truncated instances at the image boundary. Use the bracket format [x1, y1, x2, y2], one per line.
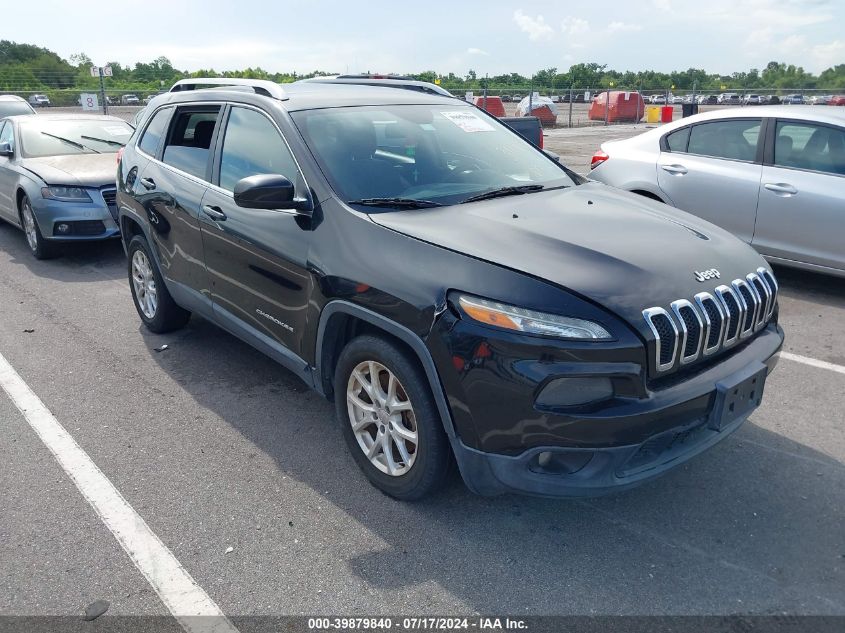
[140, 177, 156, 190]
[661, 164, 688, 175]
[202, 205, 227, 222]
[764, 183, 798, 196]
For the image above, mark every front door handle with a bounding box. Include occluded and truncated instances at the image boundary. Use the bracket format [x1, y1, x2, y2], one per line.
[202, 205, 227, 222]
[764, 183, 798, 196]
[140, 177, 156, 190]
[661, 164, 688, 175]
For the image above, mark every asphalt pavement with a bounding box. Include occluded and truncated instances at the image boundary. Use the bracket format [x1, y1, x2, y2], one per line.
[0, 131, 843, 625]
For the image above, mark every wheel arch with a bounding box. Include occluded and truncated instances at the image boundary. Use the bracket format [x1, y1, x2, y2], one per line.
[15, 187, 29, 225]
[630, 188, 666, 203]
[120, 213, 145, 246]
[315, 300, 457, 439]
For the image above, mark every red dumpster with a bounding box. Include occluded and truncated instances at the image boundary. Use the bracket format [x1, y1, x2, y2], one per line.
[661, 106, 673, 123]
[474, 96, 506, 117]
[588, 91, 645, 122]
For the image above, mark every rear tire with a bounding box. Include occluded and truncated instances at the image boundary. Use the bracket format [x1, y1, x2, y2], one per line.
[20, 195, 58, 260]
[334, 335, 453, 501]
[127, 235, 190, 333]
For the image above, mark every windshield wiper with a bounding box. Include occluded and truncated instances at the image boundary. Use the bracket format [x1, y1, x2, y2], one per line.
[40, 132, 101, 154]
[347, 197, 444, 209]
[81, 135, 124, 147]
[460, 184, 545, 204]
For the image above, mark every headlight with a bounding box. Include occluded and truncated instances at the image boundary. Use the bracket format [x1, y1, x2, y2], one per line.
[41, 186, 92, 202]
[457, 294, 612, 340]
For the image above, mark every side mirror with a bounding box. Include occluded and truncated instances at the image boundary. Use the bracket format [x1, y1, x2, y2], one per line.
[233, 174, 312, 215]
[0, 142, 12, 157]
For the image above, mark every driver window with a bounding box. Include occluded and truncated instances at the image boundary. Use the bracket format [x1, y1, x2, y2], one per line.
[219, 107, 300, 192]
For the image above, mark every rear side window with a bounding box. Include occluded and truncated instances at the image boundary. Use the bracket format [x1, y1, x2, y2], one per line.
[774, 121, 845, 176]
[138, 108, 172, 157]
[161, 107, 220, 180]
[665, 127, 690, 152]
[0, 101, 34, 118]
[218, 107, 299, 192]
[687, 120, 760, 162]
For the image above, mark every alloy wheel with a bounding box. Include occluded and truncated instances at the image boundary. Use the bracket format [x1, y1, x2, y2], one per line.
[21, 201, 38, 252]
[346, 360, 418, 476]
[131, 249, 158, 319]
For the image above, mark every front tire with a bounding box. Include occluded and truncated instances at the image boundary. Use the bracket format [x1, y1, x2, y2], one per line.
[334, 335, 452, 501]
[20, 195, 58, 260]
[127, 235, 190, 333]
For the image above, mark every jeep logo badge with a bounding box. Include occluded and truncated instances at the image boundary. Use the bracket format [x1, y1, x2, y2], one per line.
[694, 268, 720, 282]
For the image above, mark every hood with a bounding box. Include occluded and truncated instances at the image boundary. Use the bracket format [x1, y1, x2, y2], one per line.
[369, 182, 767, 328]
[20, 154, 117, 188]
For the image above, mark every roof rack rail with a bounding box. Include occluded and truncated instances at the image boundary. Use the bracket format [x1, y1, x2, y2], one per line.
[335, 73, 413, 80]
[169, 78, 288, 100]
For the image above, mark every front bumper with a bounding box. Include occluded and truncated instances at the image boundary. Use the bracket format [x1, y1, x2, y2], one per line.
[434, 319, 784, 497]
[32, 193, 120, 241]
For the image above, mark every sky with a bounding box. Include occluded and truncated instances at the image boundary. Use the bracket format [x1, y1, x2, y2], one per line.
[7, 0, 844, 75]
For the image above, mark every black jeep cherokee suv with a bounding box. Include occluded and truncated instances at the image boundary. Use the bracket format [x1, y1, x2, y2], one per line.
[117, 78, 784, 500]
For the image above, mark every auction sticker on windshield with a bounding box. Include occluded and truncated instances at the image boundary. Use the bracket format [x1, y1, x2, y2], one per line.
[440, 111, 495, 132]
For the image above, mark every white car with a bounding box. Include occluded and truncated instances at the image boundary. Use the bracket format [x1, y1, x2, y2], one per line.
[28, 94, 50, 107]
[588, 106, 845, 277]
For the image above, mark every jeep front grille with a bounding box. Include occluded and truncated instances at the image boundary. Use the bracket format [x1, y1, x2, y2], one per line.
[643, 267, 777, 373]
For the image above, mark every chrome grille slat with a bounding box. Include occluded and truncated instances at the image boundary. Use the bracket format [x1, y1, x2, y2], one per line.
[757, 267, 778, 321]
[747, 273, 770, 330]
[671, 299, 703, 365]
[732, 279, 757, 339]
[645, 269, 778, 374]
[694, 292, 725, 356]
[715, 284, 742, 347]
[643, 307, 678, 372]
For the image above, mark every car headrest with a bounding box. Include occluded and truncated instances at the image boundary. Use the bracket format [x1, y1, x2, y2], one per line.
[192, 120, 215, 149]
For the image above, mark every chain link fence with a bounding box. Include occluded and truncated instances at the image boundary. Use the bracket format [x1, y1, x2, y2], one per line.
[4, 84, 844, 128]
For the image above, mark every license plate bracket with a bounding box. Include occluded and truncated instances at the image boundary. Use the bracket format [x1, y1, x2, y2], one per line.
[708, 361, 768, 432]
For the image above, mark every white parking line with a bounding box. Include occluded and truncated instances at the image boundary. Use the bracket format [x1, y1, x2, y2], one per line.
[781, 351, 845, 376]
[0, 351, 239, 633]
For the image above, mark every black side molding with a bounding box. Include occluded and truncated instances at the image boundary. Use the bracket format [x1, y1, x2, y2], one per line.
[314, 300, 457, 439]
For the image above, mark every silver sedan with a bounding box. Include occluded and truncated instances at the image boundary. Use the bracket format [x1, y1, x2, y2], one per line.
[589, 106, 845, 277]
[0, 114, 132, 259]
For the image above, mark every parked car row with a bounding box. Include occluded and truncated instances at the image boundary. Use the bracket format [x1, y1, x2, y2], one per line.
[0, 78, 789, 503]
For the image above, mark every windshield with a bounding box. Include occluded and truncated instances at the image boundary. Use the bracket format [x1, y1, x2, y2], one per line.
[20, 118, 133, 157]
[291, 104, 576, 208]
[0, 102, 35, 118]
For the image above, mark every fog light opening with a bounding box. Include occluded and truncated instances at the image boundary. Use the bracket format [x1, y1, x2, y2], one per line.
[55, 223, 71, 234]
[530, 450, 594, 475]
